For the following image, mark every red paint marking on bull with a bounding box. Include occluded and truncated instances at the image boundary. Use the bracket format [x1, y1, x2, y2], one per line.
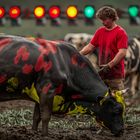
[71, 94, 83, 99]
[38, 46, 49, 56]
[46, 41, 57, 54]
[0, 74, 7, 83]
[71, 54, 87, 68]
[14, 46, 29, 64]
[42, 83, 52, 94]
[0, 38, 12, 52]
[35, 55, 45, 72]
[43, 60, 52, 73]
[22, 64, 33, 74]
[55, 84, 63, 94]
[71, 54, 78, 65]
[35, 55, 52, 72]
[36, 39, 57, 55]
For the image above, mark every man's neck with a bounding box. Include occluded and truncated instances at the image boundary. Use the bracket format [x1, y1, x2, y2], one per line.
[106, 23, 117, 31]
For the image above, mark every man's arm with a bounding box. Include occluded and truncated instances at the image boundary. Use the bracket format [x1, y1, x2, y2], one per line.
[99, 48, 127, 74]
[108, 48, 127, 68]
[80, 43, 95, 55]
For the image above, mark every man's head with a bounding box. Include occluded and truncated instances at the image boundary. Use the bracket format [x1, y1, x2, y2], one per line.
[96, 6, 119, 29]
[96, 6, 119, 21]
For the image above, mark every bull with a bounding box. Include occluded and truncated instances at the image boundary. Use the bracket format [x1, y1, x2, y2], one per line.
[0, 35, 125, 137]
[125, 37, 140, 96]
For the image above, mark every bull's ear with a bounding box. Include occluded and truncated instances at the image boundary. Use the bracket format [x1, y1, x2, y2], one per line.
[96, 96, 104, 103]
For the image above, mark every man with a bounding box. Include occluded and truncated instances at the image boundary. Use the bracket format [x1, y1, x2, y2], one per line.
[80, 6, 128, 91]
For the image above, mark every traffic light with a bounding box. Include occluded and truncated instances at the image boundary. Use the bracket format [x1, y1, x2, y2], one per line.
[128, 5, 140, 25]
[66, 5, 78, 25]
[34, 6, 46, 26]
[0, 6, 6, 26]
[22, 8, 31, 19]
[9, 6, 21, 26]
[49, 6, 61, 26]
[84, 5, 95, 25]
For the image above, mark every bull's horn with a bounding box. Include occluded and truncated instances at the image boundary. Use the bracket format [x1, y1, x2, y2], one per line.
[121, 88, 129, 95]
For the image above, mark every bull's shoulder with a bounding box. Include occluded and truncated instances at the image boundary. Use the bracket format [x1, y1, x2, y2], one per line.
[57, 41, 78, 53]
[0, 34, 40, 48]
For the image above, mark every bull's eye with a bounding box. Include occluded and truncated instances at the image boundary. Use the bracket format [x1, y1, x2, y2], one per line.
[113, 106, 123, 115]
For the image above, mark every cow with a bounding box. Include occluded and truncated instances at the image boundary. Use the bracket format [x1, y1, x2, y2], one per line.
[125, 37, 140, 96]
[64, 33, 93, 51]
[0, 34, 125, 137]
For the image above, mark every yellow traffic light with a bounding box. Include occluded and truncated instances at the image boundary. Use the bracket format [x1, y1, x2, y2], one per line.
[66, 6, 78, 18]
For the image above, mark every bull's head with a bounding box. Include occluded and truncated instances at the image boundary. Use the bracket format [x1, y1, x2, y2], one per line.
[93, 90, 125, 136]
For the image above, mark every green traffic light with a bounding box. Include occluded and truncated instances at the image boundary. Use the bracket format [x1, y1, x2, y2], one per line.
[84, 6, 95, 18]
[128, 6, 139, 17]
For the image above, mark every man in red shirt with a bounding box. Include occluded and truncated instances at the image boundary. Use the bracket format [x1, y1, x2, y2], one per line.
[80, 6, 128, 91]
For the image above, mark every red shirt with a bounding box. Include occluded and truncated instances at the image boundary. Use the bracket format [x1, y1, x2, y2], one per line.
[90, 25, 128, 79]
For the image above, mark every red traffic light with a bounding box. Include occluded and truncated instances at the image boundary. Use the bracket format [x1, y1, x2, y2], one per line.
[49, 6, 60, 18]
[9, 6, 21, 19]
[34, 6, 46, 19]
[23, 8, 31, 18]
[0, 7, 5, 18]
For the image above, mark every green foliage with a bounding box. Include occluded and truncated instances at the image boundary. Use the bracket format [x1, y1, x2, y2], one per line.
[0, 109, 32, 126]
[0, 105, 140, 128]
[125, 106, 140, 124]
[50, 115, 96, 130]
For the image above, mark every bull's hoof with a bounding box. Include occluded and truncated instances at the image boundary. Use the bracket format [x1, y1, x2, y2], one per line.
[42, 136, 49, 140]
[112, 129, 124, 137]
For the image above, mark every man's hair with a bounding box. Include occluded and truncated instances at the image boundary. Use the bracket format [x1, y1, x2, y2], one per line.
[96, 6, 119, 21]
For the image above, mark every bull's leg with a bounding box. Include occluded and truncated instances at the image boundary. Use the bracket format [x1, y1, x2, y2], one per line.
[135, 73, 140, 91]
[131, 73, 138, 96]
[40, 89, 54, 136]
[32, 103, 41, 131]
[138, 74, 140, 91]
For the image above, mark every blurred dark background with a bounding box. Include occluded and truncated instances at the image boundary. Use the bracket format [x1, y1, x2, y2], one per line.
[0, 0, 140, 39]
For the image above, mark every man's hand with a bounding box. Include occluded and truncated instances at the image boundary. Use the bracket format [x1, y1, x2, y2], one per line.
[99, 64, 111, 74]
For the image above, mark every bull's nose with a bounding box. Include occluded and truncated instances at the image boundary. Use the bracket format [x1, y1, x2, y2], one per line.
[112, 129, 124, 137]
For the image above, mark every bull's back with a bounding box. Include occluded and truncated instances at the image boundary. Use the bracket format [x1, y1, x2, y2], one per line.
[0, 35, 40, 66]
[0, 35, 41, 99]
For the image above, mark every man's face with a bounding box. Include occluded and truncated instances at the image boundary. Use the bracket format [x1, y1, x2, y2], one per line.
[101, 18, 114, 29]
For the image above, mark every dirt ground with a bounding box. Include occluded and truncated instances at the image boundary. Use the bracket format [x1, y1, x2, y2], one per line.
[0, 98, 140, 140]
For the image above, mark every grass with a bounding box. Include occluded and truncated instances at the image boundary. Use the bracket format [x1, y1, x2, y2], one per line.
[0, 105, 140, 128]
[0, 109, 32, 126]
[0, 18, 140, 40]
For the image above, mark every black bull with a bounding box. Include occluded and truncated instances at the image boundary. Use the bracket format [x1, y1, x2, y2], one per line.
[0, 35, 125, 136]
